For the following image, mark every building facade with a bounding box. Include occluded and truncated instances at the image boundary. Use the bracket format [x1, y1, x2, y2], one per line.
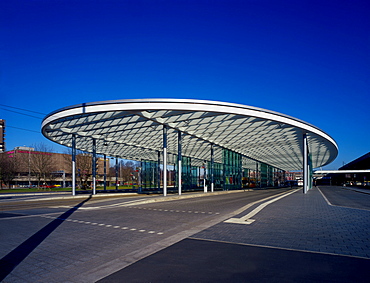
[324, 152, 370, 186]
[2, 147, 108, 188]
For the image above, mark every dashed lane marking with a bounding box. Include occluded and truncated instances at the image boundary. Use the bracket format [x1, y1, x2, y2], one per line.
[39, 215, 164, 235]
[127, 206, 220, 215]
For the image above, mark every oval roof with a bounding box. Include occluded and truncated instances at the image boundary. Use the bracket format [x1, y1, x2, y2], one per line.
[42, 98, 338, 171]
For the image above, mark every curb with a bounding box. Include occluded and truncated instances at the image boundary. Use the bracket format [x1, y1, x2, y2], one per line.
[122, 190, 247, 206]
[6, 189, 249, 203]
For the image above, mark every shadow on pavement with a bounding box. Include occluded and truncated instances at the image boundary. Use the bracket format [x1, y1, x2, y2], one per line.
[0, 196, 92, 281]
[99, 238, 370, 282]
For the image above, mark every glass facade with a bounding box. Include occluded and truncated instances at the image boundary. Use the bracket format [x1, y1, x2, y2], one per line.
[191, 165, 199, 189]
[213, 162, 223, 189]
[141, 160, 159, 190]
[141, 146, 285, 192]
[174, 156, 199, 191]
[260, 163, 267, 187]
[222, 149, 242, 190]
[181, 156, 194, 190]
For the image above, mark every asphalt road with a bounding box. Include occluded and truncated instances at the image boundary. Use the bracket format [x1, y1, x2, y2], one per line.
[319, 186, 370, 210]
[0, 189, 292, 282]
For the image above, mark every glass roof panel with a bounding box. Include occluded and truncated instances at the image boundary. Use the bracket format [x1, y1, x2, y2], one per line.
[42, 99, 338, 170]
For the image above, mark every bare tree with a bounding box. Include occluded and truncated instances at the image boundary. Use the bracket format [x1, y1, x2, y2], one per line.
[76, 152, 92, 189]
[108, 160, 137, 185]
[63, 149, 93, 189]
[62, 149, 73, 173]
[30, 143, 56, 189]
[120, 161, 137, 184]
[0, 153, 19, 189]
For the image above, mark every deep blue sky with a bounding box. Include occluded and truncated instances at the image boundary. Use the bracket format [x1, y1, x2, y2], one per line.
[1, 0, 369, 169]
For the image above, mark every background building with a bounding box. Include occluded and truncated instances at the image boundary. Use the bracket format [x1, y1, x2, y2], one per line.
[1, 147, 108, 188]
[315, 152, 370, 186]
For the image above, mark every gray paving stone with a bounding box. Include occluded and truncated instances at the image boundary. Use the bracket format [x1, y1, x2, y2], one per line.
[193, 187, 370, 259]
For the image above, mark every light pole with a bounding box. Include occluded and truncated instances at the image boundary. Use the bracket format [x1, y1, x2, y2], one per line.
[28, 148, 31, 188]
[203, 160, 207, 193]
[115, 157, 119, 190]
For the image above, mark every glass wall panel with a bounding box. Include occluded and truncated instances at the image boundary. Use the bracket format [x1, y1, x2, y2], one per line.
[191, 166, 199, 189]
[175, 156, 199, 191]
[214, 162, 223, 189]
[181, 156, 192, 190]
[208, 161, 223, 190]
[223, 149, 242, 190]
[268, 165, 273, 187]
[141, 160, 158, 190]
[260, 163, 268, 187]
[242, 168, 249, 188]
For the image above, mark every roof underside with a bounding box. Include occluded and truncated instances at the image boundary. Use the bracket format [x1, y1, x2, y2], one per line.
[41, 99, 338, 171]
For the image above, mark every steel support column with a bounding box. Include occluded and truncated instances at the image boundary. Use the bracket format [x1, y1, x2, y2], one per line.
[157, 151, 161, 191]
[103, 154, 107, 192]
[72, 134, 76, 196]
[115, 157, 119, 190]
[203, 161, 207, 193]
[211, 144, 214, 192]
[92, 138, 96, 195]
[198, 166, 201, 188]
[139, 160, 142, 193]
[177, 131, 182, 195]
[256, 162, 259, 188]
[163, 125, 167, 196]
[303, 133, 309, 194]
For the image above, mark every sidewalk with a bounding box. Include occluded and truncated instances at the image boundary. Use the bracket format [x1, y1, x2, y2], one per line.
[194, 186, 370, 258]
[100, 186, 370, 282]
[0, 188, 248, 203]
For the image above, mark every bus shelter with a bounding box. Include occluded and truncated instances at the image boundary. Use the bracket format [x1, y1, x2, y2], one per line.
[41, 99, 338, 195]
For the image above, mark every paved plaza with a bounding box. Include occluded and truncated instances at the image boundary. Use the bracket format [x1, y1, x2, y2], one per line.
[1, 186, 369, 282]
[194, 186, 370, 258]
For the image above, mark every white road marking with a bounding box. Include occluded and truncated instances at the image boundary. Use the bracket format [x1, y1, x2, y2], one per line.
[39, 215, 164, 235]
[53, 198, 149, 211]
[129, 206, 220, 215]
[224, 189, 299, 225]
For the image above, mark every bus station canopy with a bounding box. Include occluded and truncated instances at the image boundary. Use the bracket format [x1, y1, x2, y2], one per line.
[41, 99, 338, 171]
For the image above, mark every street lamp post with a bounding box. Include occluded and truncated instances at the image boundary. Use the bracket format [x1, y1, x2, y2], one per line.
[28, 148, 31, 188]
[115, 157, 119, 190]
